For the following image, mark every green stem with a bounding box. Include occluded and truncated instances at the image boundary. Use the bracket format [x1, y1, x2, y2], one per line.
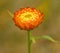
[27, 30, 31, 53]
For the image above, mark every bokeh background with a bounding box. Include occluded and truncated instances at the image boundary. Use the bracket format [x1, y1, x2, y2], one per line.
[0, 0, 60, 53]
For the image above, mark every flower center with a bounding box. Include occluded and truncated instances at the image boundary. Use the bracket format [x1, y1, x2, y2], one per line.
[19, 12, 38, 22]
[25, 14, 32, 18]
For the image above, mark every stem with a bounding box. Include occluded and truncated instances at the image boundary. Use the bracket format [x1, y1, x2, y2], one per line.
[27, 30, 31, 53]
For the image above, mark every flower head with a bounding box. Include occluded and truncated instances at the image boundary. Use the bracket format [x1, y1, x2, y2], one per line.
[13, 7, 44, 30]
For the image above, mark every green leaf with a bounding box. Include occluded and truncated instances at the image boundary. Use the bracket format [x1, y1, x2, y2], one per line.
[31, 37, 36, 44]
[7, 9, 13, 17]
[35, 35, 57, 43]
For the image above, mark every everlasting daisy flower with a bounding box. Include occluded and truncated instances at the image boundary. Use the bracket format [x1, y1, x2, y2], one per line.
[13, 7, 44, 30]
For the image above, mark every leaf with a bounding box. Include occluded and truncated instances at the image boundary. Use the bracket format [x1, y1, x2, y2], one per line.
[30, 35, 57, 45]
[35, 35, 57, 43]
[31, 37, 36, 44]
[7, 9, 13, 17]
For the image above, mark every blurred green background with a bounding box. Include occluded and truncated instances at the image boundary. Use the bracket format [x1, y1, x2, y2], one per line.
[0, 0, 60, 53]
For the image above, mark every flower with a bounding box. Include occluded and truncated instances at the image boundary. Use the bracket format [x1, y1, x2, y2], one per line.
[13, 7, 44, 30]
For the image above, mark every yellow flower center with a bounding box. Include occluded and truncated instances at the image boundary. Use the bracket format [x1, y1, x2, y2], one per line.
[19, 12, 38, 22]
[25, 14, 32, 18]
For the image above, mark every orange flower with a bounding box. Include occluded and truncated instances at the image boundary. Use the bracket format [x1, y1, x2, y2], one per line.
[13, 7, 44, 30]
